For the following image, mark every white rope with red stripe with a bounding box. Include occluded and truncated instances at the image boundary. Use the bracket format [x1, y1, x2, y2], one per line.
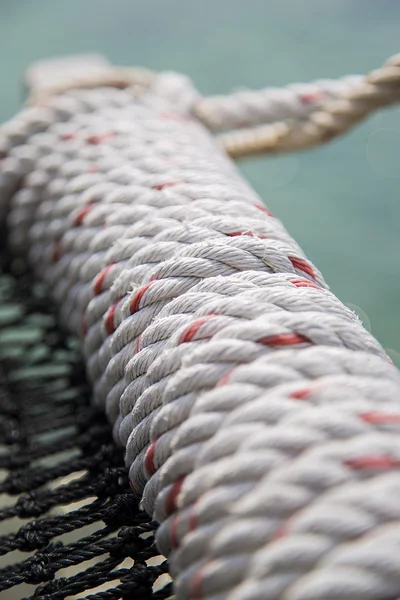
[1, 56, 400, 600]
[193, 75, 364, 131]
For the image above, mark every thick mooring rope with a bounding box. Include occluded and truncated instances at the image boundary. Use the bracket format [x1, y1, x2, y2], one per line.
[1, 54, 400, 600]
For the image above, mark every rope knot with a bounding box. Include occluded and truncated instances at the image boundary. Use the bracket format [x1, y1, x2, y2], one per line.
[16, 492, 43, 518]
[15, 521, 50, 551]
[25, 544, 62, 584]
[103, 494, 143, 527]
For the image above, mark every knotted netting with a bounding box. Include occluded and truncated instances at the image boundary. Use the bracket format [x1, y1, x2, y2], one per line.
[0, 241, 171, 599]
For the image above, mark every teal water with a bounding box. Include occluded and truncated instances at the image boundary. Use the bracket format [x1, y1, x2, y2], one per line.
[0, 0, 399, 358]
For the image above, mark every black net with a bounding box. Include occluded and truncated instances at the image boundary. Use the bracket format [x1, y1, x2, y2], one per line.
[0, 236, 170, 599]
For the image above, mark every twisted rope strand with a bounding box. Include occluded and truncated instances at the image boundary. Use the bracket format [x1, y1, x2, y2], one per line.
[218, 53, 400, 157]
[193, 75, 364, 131]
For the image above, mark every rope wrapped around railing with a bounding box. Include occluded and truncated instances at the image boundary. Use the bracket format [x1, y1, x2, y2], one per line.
[1, 53, 400, 600]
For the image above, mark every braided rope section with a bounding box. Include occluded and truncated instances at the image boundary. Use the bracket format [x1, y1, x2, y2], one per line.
[1, 58, 400, 599]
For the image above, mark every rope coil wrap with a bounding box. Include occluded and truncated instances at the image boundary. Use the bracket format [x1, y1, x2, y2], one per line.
[1, 55, 400, 599]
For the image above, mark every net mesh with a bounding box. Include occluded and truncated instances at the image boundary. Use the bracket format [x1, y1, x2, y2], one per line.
[0, 234, 171, 599]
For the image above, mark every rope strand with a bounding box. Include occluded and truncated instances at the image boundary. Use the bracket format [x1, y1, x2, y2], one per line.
[1, 53, 400, 600]
[193, 75, 364, 131]
[218, 53, 400, 157]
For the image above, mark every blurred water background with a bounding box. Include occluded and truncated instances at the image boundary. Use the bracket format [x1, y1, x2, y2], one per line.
[0, 0, 399, 358]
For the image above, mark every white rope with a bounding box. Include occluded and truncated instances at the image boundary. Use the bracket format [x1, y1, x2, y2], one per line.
[217, 53, 400, 157]
[1, 55, 400, 600]
[193, 75, 364, 131]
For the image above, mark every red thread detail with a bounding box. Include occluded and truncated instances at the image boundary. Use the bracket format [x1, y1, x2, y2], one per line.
[129, 281, 155, 314]
[93, 264, 114, 296]
[216, 369, 235, 387]
[152, 181, 177, 190]
[272, 518, 293, 540]
[170, 515, 180, 549]
[129, 479, 137, 494]
[360, 411, 400, 425]
[87, 132, 115, 144]
[104, 299, 121, 335]
[345, 455, 400, 470]
[290, 257, 315, 280]
[179, 314, 217, 344]
[227, 231, 266, 239]
[60, 133, 75, 141]
[51, 241, 62, 263]
[254, 204, 273, 217]
[189, 510, 197, 532]
[290, 387, 313, 399]
[74, 204, 94, 226]
[88, 163, 98, 173]
[258, 333, 310, 347]
[135, 334, 142, 354]
[191, 566, 206, 600]
[165, 477, 185, 516]
[291, 278, 320, 289]
[144, 442, 157, 476]
[299, 90, 326, 104]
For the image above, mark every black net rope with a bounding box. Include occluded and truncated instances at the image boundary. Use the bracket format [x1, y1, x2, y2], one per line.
[0, 234, 170, 600]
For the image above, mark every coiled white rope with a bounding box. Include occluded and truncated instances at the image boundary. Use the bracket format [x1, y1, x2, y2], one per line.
[1, 54, 400, 600]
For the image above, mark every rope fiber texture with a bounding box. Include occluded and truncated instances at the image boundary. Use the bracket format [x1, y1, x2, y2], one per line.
[1, 54, 400, 599]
